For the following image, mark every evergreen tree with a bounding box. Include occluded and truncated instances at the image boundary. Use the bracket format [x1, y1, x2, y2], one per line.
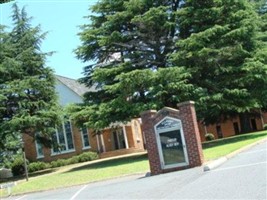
[0, 4, 61, 151]
[172, 0, 267, 132]
[0, 25, 19, 152]
[0, 0, 14, 4]
[74, 0, 266, 133]
[73, 0, 195, 129]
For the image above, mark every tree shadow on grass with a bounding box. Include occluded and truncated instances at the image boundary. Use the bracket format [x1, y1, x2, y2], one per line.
[0, 168, 57, 183]
[63, 154, 148, 174]
[202, 131, 267, 149]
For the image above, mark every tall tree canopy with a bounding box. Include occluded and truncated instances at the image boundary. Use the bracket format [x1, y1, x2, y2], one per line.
[73, 0, 267, 133]
[73, 0, 196, 130]
[0, 4, 61, 151]
[0, 0, 14, 4]
[172, 0, 267, 132]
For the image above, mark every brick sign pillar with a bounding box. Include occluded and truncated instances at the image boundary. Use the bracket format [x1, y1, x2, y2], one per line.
[141, 101, 204, 175]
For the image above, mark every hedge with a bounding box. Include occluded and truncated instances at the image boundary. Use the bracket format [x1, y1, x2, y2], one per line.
[26, 151, 98, 173]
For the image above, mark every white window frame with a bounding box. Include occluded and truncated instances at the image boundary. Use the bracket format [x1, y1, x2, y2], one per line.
[51, 120, 75, 156]
[81, 127, 91, 150]
[35, 139, 44, 159]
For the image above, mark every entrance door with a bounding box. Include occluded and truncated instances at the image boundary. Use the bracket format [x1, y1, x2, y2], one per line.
[112, 129, 126, 150]
[216, 125, 223, 138]
[113, 131, 119, 150]
[233, 122, 240, 135]
[251, 119, 257, 131]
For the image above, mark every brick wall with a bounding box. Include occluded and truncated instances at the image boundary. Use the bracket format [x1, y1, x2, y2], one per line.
[23, 133, 37, 162]
[72, 125, 83, 155]
[140, 109, 161, 175]
[88, 129, 99, 152]
[24, 120, 145, 162]
[131, 119, 145, 150]
[43, 125, 94, 162]
[178, 102, 204, 168]
[141, 101, 204, 175]
[125, 126, 135, 148]
[102, 129, 112, 152]
[199, 112, 267, 141]
[23, 123, 96, 162]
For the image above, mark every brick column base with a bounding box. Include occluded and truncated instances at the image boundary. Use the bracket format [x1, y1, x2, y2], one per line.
[141, 101, 204, 175]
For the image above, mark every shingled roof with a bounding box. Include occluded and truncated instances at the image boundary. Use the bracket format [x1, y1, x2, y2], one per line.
[55, 75, 94, 97]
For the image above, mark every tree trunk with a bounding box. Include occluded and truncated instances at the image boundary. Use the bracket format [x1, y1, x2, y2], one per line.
[239, 112, 252, 133]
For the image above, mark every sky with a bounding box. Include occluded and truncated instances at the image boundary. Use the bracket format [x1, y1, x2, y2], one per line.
[0, 0, 98, 79]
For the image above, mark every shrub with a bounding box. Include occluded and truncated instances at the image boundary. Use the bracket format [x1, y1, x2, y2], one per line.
[205, 133, 215, 141]
[28, 161, 49, 173]
[67, 156, 79, 165]
[50, 161, 58, 168]
[1, 151, 18, 169]
[78, 152, 98, 162]
[263, 124, 267, 130]
[11, 157, 27, 176]
[58, 159, 68, 167]
[51, 159, 69, 168]
[26, 151, 98, 172]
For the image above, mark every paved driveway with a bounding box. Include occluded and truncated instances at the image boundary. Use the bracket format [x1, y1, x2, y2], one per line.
[6, 141, 267, 200]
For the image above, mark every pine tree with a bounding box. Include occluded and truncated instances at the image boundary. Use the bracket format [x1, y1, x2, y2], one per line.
[0, 4, 61, 151]
[73, 0, 195, 129]
[0, 0, 14, 4]
[0, 25, 18, 151]
[172, 0, 267, 132]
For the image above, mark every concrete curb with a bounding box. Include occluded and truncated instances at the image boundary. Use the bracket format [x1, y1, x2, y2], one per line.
[203, 157, 227, 171]
[203, 137, 267, 171]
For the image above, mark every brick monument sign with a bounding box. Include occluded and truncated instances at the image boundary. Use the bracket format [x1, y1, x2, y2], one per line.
[141, 101, 204, 175]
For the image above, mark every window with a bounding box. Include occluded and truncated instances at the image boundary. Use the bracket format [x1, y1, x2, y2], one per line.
[52, 120, 75, 154]
[64, 121, 74, 149]
[81, 126, 90, 149]
[35, 140, 44, 158]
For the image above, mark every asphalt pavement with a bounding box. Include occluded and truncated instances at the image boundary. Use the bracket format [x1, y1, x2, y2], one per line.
[4, 140, 267, 200]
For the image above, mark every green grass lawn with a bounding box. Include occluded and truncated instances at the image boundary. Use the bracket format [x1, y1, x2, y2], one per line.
[0, 154, 149, 197]
[202, 130, 267, 160]
[0, 130, 266, 197]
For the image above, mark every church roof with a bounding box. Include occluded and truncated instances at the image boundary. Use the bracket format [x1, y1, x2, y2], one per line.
[55, 75, 94, 97]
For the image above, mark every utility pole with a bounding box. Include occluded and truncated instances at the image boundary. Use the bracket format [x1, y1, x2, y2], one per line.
[21, 141, 29, 181]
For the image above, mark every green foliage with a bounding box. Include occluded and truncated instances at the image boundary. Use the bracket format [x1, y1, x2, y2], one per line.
[0, 4, 61, 152]
[73, 0, 267, 133]
[28, 162, 50, 173]
[11, 156, 28, 176]
[0, 134, 22, 168]
[205, 133, 215, 141]
[172, 0, 267, 131]
[51, 159, 68, 168]
[73, 0, 193, 130]
[0, 0, 14, 4]
[263, 124, 267, 130]
[78, 151, 98, 162]
[2, 154, 148, 197]
[68, 156, 80, 165]
[202, 131, 267, 160]
[26, 152, 99, 170]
